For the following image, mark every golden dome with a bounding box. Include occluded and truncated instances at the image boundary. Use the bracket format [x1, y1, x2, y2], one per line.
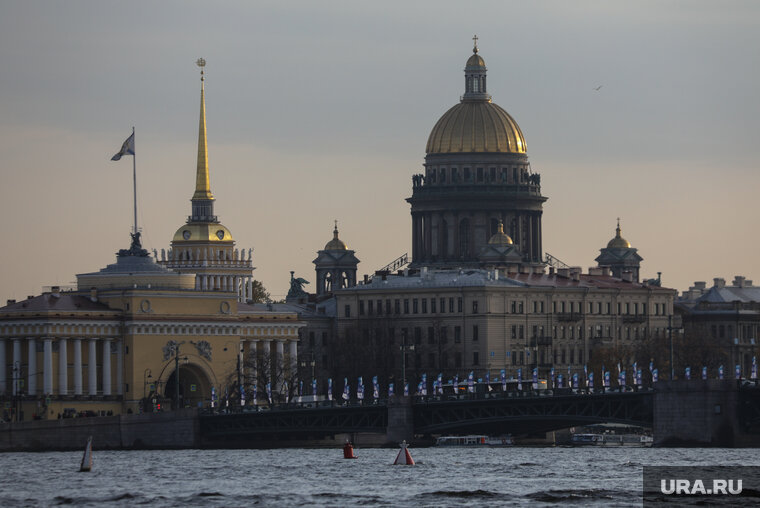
[426, 101, 526, 154]
[172, 223, 233, 243]
[607, 220, 631, 249]
[466, 53, 486, 68]
[324, 221, 347, 250]
[488, 220, 514, 245]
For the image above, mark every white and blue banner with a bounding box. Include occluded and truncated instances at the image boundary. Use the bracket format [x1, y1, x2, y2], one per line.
[240, 385, 245, 406]
[604, 371, 610, 387]
[416, 380, 423, 396]
[388, 383, 394, 397]
[736, 364, 741, 380]
[467, 371, 474, 393]
[404, 383, 409, 397]
[557, 374, 563, 388]
[685, 367, 691, 380]
[312, 378, 317, 396]
[572, 373, 578, 389]
[453, 374, 459, 393]
[283, 381, 289, 404]
[753, 357, 757, 380]
[583, 364, 588, 387]
[357, 377, 364, 400]
[532, 368, 538, 389]
[437, 373, 443, 395]
[500, 369, 506, 392]
[550, 367, 555, 388]
[266, 382, 272, 403]
[328, 378, 333, 401]
[588, 371, 594, 388]
[252, 384, 257, 406]
[620, 370, 626, 386]
[517, 368, 522, 391]
[649, 360, 654, 373]
[211, 386, 217, 408]
[652, 369, 659, 383]
[111, 131, 135, 161]
[636, 369, 642, 386]
[719, 365, 724, 380]
[342, 377, 350, 400]
[421, 374, 427, 396]
[373, 376, 379, 399]
[702, 366, 707, 380]
[485, 371, 492, 392]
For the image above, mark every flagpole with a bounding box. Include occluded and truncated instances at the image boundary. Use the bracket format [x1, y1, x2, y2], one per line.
[132, 126, 137, 235]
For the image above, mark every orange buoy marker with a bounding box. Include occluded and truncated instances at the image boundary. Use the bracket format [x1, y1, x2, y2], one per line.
[343, 441, 357, 459]
[393, 440, 415, 465]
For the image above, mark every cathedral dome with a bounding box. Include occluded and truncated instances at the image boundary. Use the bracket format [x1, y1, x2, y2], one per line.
[426, 101, 526, 154]
[425, 40, 526, 155]
[324, 222, 347, 251]
[487, 220, 513, 245]
[606, 221, 631, 249]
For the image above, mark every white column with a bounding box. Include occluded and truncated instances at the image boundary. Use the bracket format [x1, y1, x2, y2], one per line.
[88, 338, 98, 395]
[12, 339, 21, 395]
[73, 338, 83, 395]
[276, 339, 285, 394]
[116, 339, 124, 395]
[58, 338, 68, 395]
[248, 278, 253, 302]
[43, 338, 53, 395]
[102, 338, 112, 396]
[0, 339, 6, 395]
[289, 339, 298, 379]
[27, 338, 37, 396]
[247, 339, 257, 385]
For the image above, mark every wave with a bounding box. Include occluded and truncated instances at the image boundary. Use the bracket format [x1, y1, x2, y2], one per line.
[525, 488, 629, 502]
[420, 489, 499, 499]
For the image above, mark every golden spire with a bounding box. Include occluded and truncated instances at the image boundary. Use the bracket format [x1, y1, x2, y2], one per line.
[325, 219, 347, 250]
[193, 58, 213, 200]
[607, 217, 631, 249]
[488, 220, 513, 245]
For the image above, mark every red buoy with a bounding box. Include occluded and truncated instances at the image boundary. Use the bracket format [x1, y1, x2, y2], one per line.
[393, 440, 415, 465]
[343, 441, 357, 459]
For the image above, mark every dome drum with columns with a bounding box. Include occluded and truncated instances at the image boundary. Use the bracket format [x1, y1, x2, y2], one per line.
[313, 222, 359, 297]
[408, 39, 546, 268]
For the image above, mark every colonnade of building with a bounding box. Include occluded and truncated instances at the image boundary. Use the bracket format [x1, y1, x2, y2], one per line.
[239, 337, 299, 392]
[195, 274, 257, 302]
[0, 337, 123, 397]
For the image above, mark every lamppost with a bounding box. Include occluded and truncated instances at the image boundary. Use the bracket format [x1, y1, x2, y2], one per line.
[143, 368, 153, 399]
[300, 352, 316, 381]
[668, 314, 674, 381]
[223, 341, 244, 407]
[400, 337, 415, 396]
[167, 341, 187, 410]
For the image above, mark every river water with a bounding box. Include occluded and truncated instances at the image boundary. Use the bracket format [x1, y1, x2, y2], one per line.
[0, 447, 757, 507]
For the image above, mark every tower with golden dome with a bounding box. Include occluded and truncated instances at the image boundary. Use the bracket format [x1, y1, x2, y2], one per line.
[408, 37, 546, 269]
[313, 221, 359, 297]
[158, 60, 256, 301]
[595, 219, 643, 281]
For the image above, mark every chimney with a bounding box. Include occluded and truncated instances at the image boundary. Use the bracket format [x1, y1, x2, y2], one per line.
[713, 278, 726, 289]
[6, 299, 15, 306]
[493, 269, 499, 281]
[732, 276, 746, 288]
[557, 268, 570, 278]
[363, 274, 369, 284]
[694, 281, 706, 290]
[549, 266, 555, 275]
[90, 287, 98, 302]
[569, 267, 581, 282]
[621, 272, 633, 282]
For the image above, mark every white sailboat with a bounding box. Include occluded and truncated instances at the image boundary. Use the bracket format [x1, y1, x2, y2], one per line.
[79, 436, 93, 472]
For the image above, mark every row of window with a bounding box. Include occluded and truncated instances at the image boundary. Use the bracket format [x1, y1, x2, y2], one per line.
[351, 298, 669, 318]
[353, 297, 467, 318]
[425, 166, 530, 185]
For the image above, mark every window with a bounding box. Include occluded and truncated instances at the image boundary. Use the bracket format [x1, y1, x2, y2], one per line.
[414, 327, 422, 345]
[519, 325, 524, 339]
[428, 353, 435, 367]
[440, 168, 446, 183]
[394, 299, 401, 314]
[570, 349, 575, 364]
[367, 300, 373, 315]
[477, 167, 484, 182]
[455, 326, 462, 343]
[386, 299, 391, 314]
[455, 352, 462, 368]
[472, 300, 479, 314]
[428, 327, 435, 344]
[309, 331, 315, 347]
[412, 299, 418, 314]
[440, 297, 446, 313]
[404, 299, 410, 314]
[359, 301, 365, 316]
[388, 328, 395, 344]
[511, 351, 516, 365]
[473, 325, 479, 342]
[606, 302, 611, 315]
[458, 297, 463, 313]
[377, 299, 382, 315]
[449, 298, 454, 313]
[344, 305, 351, 318]
[422, 298, 427, 314]
[431, 298, 437, 314]
[519, 351, 524, 364]
[473, 351, 480, 365]
[322, 332, 328, 346]
[441, 326, 448, 344]
[511, 325, 517, 339]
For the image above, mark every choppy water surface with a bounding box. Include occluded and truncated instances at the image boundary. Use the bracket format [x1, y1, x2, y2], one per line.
[0, 447, 757, 507]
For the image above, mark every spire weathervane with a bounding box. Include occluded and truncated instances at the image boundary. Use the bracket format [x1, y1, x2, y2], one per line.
[472, 34, 479, 53]
[196, 57, 206, 80]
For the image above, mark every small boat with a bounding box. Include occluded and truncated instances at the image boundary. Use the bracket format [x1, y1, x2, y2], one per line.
[79, 436, 93, 472]
[435, 435, 513, 447]
[570, 433, 653, 447]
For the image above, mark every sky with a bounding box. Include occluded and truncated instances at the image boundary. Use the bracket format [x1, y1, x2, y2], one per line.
[0, 1, 758, 301]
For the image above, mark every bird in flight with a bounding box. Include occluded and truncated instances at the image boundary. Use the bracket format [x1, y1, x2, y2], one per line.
[593, 85, 603, 91]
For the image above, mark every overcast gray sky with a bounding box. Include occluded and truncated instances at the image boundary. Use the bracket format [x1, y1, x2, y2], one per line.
[1, 1, 758, 301]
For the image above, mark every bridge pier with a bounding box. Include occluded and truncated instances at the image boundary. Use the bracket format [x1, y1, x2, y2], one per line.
[654, 379, 759, 447]
[386, 396, 413, 445]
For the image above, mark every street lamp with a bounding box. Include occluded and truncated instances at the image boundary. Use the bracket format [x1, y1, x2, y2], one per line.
[300, 352, 316, 381]
[143, 368, 153, 399]
[223, 342, 244, 407]
[400, 338, 415, 396]
[167, 341, 187, 410]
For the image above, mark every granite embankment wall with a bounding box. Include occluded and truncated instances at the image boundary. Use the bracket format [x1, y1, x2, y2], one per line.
[0, 409, 199, 451]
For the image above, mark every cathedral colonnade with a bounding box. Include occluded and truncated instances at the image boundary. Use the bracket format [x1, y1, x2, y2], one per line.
[0, 336, 123, 397]
[243, 337, 299, 395]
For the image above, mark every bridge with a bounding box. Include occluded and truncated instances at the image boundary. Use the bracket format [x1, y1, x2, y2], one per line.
[198, 390, 654, 446]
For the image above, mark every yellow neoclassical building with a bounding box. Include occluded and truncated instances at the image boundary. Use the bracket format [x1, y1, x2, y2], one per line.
[0, 62, 303, 421]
